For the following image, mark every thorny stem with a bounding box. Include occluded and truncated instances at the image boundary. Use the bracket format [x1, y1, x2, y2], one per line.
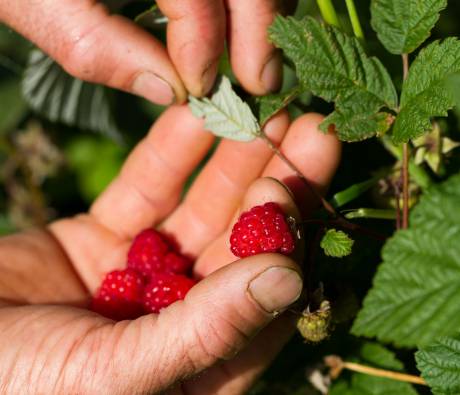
[316, 0, 341, 28]
[345, 0, 365, 41]
[402, 143, 410, 228]
[325, 356, 427, 386]
[260, 132, 337, 216]
[260, 133, 387, 243]
[393, 180, 402, 229]
[401, 53, 410, 229]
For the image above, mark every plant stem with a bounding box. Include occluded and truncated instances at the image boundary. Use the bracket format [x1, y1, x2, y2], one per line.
[344, 208, 396, 220]
[401, 53, 410, 229]
[325, 356, 427, 386]
[343, 362, 427, 385]
[393, 181, 402, 229]
[300, 218, 386, 241]
[316, 0, 341, 27]
[402, 142, 410, 228]
[260, 132, 337, 216]
[381, 136, 432, 189]
[345, 0, 364, 40]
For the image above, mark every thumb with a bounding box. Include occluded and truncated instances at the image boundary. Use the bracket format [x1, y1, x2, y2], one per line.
[105, 254, 302, 393]
[0, 0, 186, 105]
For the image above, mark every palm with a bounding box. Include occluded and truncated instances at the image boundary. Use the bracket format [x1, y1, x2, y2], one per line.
[0, 106, 340, 394]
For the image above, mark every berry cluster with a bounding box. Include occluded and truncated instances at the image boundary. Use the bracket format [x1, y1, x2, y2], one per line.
[91, 229, 196, 320]
[91, 202, 295, 321]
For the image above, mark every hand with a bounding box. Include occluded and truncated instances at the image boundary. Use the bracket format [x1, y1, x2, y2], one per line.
[0, 0, 291, 105]
[0, 106, 340, 394]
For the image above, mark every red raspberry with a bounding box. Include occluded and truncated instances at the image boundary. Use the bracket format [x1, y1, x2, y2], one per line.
[91, 268, 145, 320]
[230, 202, 295, 258]
[143, 273, 196, 314]
[164, 252, 193, 274]
[127, 229, 192, 279]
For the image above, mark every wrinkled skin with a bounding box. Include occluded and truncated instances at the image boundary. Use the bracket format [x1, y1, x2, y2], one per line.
[0, 0, 295, 103]
[0, 106, 340, 394]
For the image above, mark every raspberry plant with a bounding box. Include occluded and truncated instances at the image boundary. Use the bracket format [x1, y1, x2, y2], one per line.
[2, 0, 460, 392]
[190, 0, 460, 393]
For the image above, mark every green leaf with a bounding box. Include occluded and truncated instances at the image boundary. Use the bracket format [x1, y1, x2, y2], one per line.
[371, 0, 447, 55]
[392, 38, 460, 143]
[330, 343, 417, 395]
[22, 49, 122, 142]
[189, 76, 261, 142]
[320, 229, 354, 258]
[269, 15, 397, 142]
[256, 86, 300, 126]
[416, 333, 460, 395]
[352, 173, 460, 347]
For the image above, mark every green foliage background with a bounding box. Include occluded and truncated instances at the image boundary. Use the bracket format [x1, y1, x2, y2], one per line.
[2, 0, 460, 393]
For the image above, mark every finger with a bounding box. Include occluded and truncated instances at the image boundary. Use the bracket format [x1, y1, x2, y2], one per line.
[157, 0, 226, 97]
[161, 111, 290, 256]
[179, 314, 295, 395]
[90, 105, 214, 239]
[102, 254, 302, 394]
[195, 113, 341, 276]
[0, 0, 186, 104]
[194, 177, 302, 277]
[226, 0, 283, 95]
[262, 113, 342, 216]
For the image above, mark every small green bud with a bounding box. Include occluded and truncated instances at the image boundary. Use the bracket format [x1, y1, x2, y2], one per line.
[297, 300, 332, 343]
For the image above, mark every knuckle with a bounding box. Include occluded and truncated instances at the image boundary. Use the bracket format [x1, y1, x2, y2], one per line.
[188, 311, 251, 367]
[60, 29, 101, 82]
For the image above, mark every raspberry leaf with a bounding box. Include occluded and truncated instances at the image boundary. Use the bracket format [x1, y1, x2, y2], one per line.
[189, 76, 261, 142]
[320, 229, 354, 258]
[416, 333, 460, 395]
[256, 86, 300, 126]
[269, 16, 397, 142]
[392, 39, 460, 143]
[22, 49, 122, 143]
[352, 173, 460, 347]
[371, 0, 447, 55]
[329, 343, 417, 395]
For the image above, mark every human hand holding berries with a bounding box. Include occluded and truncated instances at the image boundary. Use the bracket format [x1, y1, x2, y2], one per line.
[0, 106, 340, 394]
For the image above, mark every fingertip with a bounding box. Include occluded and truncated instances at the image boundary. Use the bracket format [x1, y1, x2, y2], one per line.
[289, 113, 342, 189]
[242, 177, 301, 222]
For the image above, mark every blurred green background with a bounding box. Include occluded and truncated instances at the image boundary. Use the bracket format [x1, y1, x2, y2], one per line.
[1, 1, 460, 393]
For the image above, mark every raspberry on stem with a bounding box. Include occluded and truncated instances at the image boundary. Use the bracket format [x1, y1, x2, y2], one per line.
[230, 202, 295, 258]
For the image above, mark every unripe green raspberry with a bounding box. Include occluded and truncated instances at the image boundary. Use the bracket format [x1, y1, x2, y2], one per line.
[297, 300, 332, 343]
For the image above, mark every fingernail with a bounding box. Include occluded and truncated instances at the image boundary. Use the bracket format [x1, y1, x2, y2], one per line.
[132, 72, 175, 105]
[248, 267, 303, 313]
[261, 52, 282, 93]
[200, 61, 218, 96]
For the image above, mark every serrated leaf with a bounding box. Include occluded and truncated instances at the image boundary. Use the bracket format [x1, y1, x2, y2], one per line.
[269, 16, 397, 142]
[256, 86, 300, 126]
[352, 173, 460, 347]
[330, 343, 417, 395]
[320, 229, 354, 258]
[393, 39, 460, 143]
[189, 76, 261, 142]
[416, 333, 460, 395]
[22, 49, 122, 142]
[371, 0, 447, 55]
